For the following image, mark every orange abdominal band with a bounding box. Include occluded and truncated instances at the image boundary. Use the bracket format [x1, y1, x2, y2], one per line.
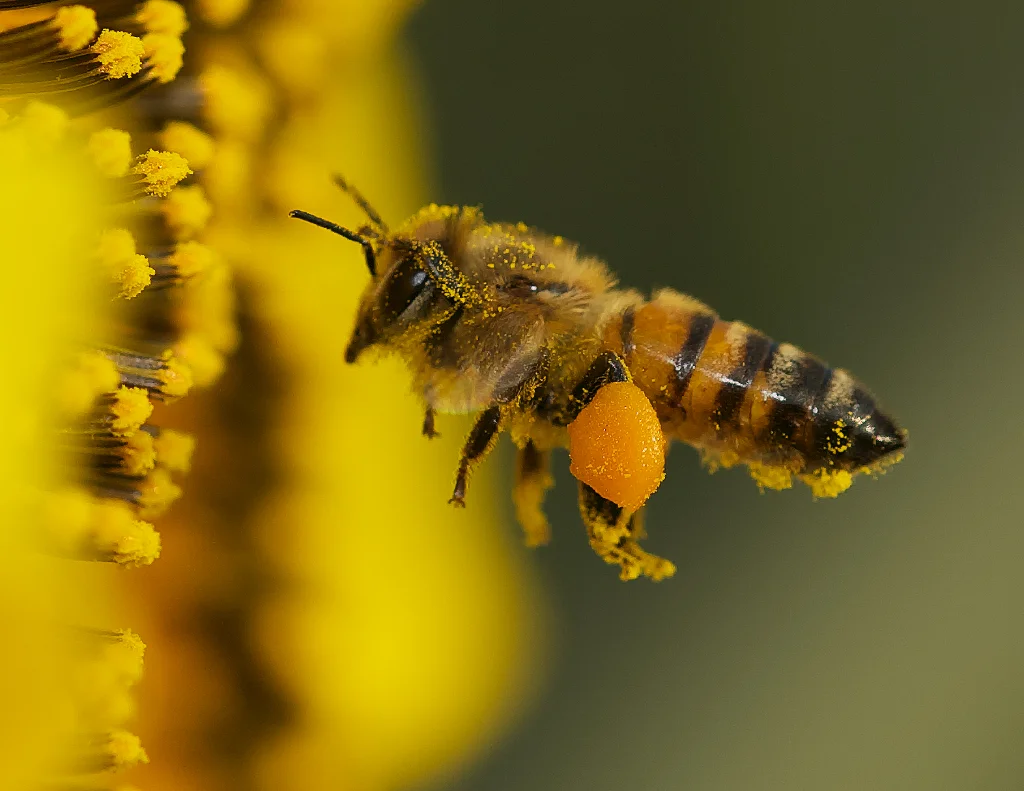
[567, 381, 666, 512]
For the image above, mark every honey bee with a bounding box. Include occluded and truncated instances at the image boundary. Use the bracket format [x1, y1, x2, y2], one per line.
[291, 177, 906, 581]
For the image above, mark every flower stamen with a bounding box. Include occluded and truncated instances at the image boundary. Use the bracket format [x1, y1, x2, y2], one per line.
[103, 348, 194, 401]
[130, 148, 192, 197]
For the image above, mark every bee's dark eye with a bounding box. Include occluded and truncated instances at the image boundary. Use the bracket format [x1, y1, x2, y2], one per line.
[505, 274, 539, 297]
[380, 257, 430, 322]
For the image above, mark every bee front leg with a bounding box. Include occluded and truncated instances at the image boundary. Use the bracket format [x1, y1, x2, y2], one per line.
[513, 440, 554, 546]
[578, 482, 675, 581]
[449, 405, 503, 507]
[422, 406, 439, 439]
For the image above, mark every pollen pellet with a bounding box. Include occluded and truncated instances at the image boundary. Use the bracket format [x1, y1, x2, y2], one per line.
[568, 381, 665, 511]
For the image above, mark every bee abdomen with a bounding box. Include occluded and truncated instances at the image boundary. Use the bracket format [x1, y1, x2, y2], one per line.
[744, 341, 834, 463]
[605, 289, 905, 487]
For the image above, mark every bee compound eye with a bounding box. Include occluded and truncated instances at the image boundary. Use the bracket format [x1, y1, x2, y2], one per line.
[381, 257, 430, 321]
[505, 274, 539, 297]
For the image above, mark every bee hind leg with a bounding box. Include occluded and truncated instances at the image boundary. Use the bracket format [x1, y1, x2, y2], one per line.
[513, 440, 554, 546]
[565, 350, 630, 422]
[449, 405, 502, 507]
[578, 482, 675, 581]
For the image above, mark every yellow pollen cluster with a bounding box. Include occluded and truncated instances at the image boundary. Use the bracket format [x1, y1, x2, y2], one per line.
[199, 63, 273, 141]
[0, 0, 245, 785]
[53, 4, 97, 51]
[132, 149, 192, 197]
[102, 728, 151, 769]
[143, 32, 185, 83]
[825, 418, 853, 455]
[196, 0, 250, 28]
[800, 469, 854, 498]
[162, 184, 213, 239]
[44, 487, 161, 568]
[90, 29, 145, 79]
[168, 239, 216, 278]
[703, 448, 741, 473]
[58, 351, 120, 418]
[136, 0, 189, 37]
[158, 121, 216, 169]
[156, 354, 194, 398]
[151, 427, 195, 473]
[88, 128, 133, 178]
[748, 462, 795, 492]
[20, 101, 69, 147]
[96, 228, 154, 298]
[108, 386, 155, 435]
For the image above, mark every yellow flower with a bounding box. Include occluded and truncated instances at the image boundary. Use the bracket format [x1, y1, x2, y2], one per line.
[0, 99, 165, 788]
[0, 1, 224, 787]
[1, 1, 543, 790]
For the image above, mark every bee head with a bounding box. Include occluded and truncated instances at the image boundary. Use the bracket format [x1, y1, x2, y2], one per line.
[290, 177, 471, 364]
[344, 239, 440, 363]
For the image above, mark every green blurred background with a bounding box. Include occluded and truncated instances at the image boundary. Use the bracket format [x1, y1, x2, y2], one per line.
[405, 3, 1024, 790]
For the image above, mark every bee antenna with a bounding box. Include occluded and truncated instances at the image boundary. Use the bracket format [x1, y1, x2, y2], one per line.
[289, 209, 377, 276]
[332, 174, 389, 233]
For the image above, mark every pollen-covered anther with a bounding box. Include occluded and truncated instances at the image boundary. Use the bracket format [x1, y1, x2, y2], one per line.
[90, 29, 145, 79]
[196, 0, 251, 31]
[161, 184, 212, 240]
[42, 488, 161, 567]
[173, 333, 225, 387]
[90, 498, 162, 565]
[104, 349, 194, 401]
[74, 676, 136, 729]
[0, 8, 92, 68]
[54, 5, 98, 51]
[175, 252, 237, 352]
[74, 729, 150, 772]
[199, 62, 273, 141]
[95, 228, 154, 298]
[142, 32, 184, 83]
[77, 627, 147, 693]
[135, 466, 183, 517]
[135, 0, 189, 37]
[146, 425, 195, 473]
[72, 628, 146, 726]
[157, 355, 192, 398]
[77, 430, 158, 477]
[87, 127, 132, 178]
[58, 351, 120, 419]
[101, 628, 147, 685]
[78, 387, 154, 437]
[18, 101, 68, 147]
[149, 239, 216, 286]
[131, 149, 191, 197]
[92, 466, 183, 519]
[100, 386, 154, 435]
[157, 120, 214, 169]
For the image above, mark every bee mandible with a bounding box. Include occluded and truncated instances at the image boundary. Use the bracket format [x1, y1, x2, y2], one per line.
[291, 178, 906, 581]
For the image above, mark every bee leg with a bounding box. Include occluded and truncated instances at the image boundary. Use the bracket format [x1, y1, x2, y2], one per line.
[422, 406, 439, 439]
[449, 405, 502, 507]
[565, 351, 630, 422]
[513, 440, 554, 546]
[578, 482, 675, 581]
